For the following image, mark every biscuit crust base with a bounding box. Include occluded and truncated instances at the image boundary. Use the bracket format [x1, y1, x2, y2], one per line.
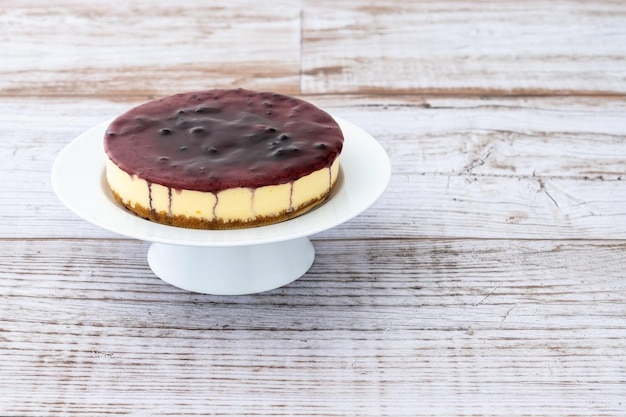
[111, 189, 331, 230]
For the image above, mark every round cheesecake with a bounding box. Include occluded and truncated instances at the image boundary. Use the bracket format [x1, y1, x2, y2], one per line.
[104, 88, 343, 229]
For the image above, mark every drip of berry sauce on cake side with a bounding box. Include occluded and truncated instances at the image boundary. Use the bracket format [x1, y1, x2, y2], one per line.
[104, 89, 344, 193]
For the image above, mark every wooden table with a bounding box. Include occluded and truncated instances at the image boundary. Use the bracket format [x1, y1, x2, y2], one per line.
[2, 1, 625, 415]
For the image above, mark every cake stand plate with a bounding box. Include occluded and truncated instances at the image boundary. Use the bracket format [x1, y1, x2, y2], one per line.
[52, 116, 390, 295]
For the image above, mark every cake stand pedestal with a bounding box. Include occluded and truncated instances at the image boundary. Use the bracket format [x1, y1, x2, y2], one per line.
[147, 238, 314, 295]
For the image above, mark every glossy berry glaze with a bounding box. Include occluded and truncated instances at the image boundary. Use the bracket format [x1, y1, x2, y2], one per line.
[104, 89, 344, 193]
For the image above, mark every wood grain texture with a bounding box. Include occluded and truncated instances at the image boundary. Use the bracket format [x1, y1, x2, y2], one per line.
[0, 0, 301, 97]
[301, 0, 626, 95]
[2, 0, 626, 415]
[2, 238, 625, 416]
[3, 95, 624, 240]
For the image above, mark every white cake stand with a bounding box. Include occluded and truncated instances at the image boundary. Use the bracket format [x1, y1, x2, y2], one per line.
[52, 116, 391, 295]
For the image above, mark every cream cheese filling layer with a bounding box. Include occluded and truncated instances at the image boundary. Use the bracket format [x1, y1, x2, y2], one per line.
[105, 157, 339, 223]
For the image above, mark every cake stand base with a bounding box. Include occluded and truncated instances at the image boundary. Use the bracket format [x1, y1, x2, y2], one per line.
[147, 237, 315, 295]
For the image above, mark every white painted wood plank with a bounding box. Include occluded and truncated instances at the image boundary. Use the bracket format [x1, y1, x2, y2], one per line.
[302, 0, 626, 94]
[3, 238, 625, 317]
[7, 1, 626, 98]
[312, 94, 626, 239]
[322, 173, 626, 240]
[2, 96, 624, 239]
[309, 95, 626, 179]
[1, 238, 625, 416]
[0, 0, 301, 96]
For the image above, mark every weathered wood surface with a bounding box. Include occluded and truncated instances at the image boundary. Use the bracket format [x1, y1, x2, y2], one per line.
[2, 238, 625, 416]
[4, 1, 626, 96]
[1, 0, 301, 96]
[3, 95, 625, 240]
[301, 0, 626, 95]
[2, 0, 626, 416]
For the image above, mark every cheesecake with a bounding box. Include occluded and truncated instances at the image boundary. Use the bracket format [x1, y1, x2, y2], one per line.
[103, 88, 343, 229]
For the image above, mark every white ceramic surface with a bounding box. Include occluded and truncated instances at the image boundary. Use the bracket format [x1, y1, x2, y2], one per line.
[148, 238, 315, 295]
